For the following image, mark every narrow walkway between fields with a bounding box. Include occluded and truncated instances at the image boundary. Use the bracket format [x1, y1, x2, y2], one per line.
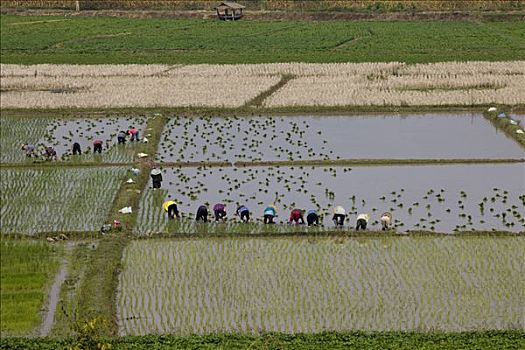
[39, 241, 74, 337]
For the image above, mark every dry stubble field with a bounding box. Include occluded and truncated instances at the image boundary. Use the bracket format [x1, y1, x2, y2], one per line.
[2, 61, 524, 108]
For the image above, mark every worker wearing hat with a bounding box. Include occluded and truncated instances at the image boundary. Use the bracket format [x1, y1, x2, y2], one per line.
[332, 205, 346, 227]
[263, 204, 277, 224]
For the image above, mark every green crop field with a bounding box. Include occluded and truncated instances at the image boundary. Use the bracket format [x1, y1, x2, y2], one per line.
[1, 5, 525, 349]
[0, 115, 147, 164]
[0, 240, 63, 335]
[1, 15, 525, 64]
[0, 167, 127, 234]
[117, 237, 525, 335]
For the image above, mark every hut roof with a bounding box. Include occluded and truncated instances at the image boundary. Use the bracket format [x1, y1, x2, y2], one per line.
[216, 2, 245, 10]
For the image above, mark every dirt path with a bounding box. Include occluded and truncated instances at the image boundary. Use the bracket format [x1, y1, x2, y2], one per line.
[39, 241, 74, 337]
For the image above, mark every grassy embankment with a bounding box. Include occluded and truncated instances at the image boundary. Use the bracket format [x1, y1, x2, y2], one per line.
[1, 15, 525, 64]
[1, 331, 524, 350]
[484, 110, 525, 148]
[52, 114, 168, 335]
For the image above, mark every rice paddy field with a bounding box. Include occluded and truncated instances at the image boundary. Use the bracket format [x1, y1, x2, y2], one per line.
[0, 115, 147, 163]
[117, 237, 525, 335]
[1, 10, 525, 350]
[157, 114, 525, 162]
[0, 240, 63, 335]
[136, 163, 525, 234]
[0, 167, 127, 234]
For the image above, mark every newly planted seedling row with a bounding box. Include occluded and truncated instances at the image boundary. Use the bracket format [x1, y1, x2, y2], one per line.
[135, 164, 525, 234]
[0, 115, 147, 164]
[0, 167, 127, 234]
[156, 114, 525, 163]
[117, 237, 525, 335]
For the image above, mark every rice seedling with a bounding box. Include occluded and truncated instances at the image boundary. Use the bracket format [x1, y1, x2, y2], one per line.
[0, 240, 63, 335]
[155, 114, 524, 164]
[134, 164, 524, 235]
[0, 167, 127, 234]
[117, 237, 525, 335]
[0, 115, 147, 164]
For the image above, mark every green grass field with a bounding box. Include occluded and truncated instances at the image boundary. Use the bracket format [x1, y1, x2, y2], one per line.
[0, 240, 62, 335]
[1, 15, 524, 64]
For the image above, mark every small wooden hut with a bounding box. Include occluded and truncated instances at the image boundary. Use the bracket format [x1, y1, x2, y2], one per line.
[216, 1, 245, 20]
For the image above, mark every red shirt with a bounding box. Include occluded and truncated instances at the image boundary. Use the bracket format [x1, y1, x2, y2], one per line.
[93, 139, 103, 145]
[290, 209, 303, 221]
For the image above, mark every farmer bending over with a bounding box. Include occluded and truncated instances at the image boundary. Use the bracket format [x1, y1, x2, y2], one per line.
[236, 205, 250, 223]
[213, 203, 227, 222]
[117, 131, 127, 144]
[289, 209, 305, 224]
[307, 209, 319, 226]
[196, 205, 208, 222]
[21, 143, 35, 158]
[332, 206, 346, 227]
[128, 127, 139, 141]
[356, 213, 370, 231]
[93, 139, 103, 154]
[381, 212, 392, 231]
[150, 168, 162, 189]
[163, 200, 179, 220]
[263, 205, 277, 224]
[72, 142, 82, 156]
[45, 146, 57, 161]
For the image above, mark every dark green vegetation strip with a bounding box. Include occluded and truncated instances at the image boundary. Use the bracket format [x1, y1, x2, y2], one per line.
[246, 74, 295, 107]
[3, 105, 525, 116]
[2, 15, 525, 64]
[2, 331, 525, 350]
[50, 241, 94, 336]
[75, 236, 126, 336]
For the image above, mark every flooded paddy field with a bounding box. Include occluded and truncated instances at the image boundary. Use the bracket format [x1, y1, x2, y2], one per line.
[0, 115, 147, 164]
[0, 167, 127, 234]
[156, 114, 524, 163]
[136, 163, 525, 234]
[117, 237, 525, 335]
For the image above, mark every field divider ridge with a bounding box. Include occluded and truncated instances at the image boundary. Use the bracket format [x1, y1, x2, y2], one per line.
[483, 110, 525, 149]
[68, 114, 167, 336]
[244, 74, 295, 107]
[152, 158, 524, 169]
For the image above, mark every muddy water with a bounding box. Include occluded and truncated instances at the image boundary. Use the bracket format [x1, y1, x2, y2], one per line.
[156, 114, 525, 162]
[146, 163, 525, 233]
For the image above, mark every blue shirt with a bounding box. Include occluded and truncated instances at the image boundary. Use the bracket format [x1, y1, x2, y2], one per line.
[264, 207, 276, 216]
